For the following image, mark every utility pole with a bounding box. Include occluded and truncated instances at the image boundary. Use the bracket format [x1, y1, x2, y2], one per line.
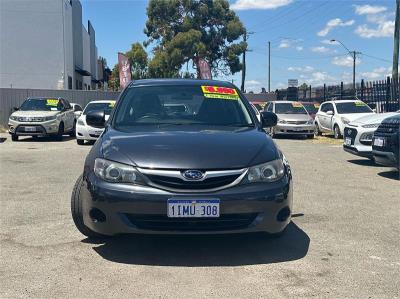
[392, 0, 399, 84]
[241, 31, 253, 92]
[268, 41, 271, 93]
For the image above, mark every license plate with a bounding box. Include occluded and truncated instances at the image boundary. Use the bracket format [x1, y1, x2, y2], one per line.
[90, 130, 103, 136]
[24, 127, 36, 132]
[167, 199, 220, 218]
[373, 137, 385, 147]
[345, 137, 352, 146]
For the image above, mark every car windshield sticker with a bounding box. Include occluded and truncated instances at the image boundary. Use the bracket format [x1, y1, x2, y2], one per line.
[292, 102, 303, 108]
[201, 86, 239, 100]
[355, 102, 366, 106]
[46, 99, 59, 106]
[109, 101, 116, 107]
[314, 103, 320, 108]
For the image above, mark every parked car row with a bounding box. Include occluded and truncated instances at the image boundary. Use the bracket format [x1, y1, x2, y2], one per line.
[7, 97, 115, 143]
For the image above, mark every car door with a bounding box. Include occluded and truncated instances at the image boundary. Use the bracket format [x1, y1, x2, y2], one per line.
[318, 103, 330, 131]
[61, 99, 75, 130]
[324, 103, 335, 131]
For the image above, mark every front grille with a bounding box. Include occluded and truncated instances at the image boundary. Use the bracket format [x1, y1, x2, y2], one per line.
[375, 123, 400, 134]
[125, 213, 258, 231]
[15, 125, 46, 134]
[344, 127, 358, 145]
[286, 120, 307, 125]
[146, 174, 241, 190]
[16, 117, 45, 122]
[89, 134, 100, 138]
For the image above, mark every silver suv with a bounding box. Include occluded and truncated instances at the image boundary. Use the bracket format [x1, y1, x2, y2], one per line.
[8, 97, 75, 141]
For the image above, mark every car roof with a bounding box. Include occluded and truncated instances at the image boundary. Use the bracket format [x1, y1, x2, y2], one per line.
[127, 78, 235, 88]
[270, 101, 302, 104]
[324, 99, 362, 104]
[86, 100, 115, 104]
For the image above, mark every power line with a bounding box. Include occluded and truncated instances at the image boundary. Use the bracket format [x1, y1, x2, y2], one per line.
[361, 53, 393, 64]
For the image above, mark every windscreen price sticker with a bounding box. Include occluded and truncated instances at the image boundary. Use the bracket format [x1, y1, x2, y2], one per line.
[292, 102, 303, 108]
[109, 101, 116, 107]
[201, 86, 239, 100]
[46, 99, 59, 106]
[355, 102, 366, 106]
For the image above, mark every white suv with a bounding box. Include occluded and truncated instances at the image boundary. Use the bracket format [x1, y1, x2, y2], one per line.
[314, 100, 375, 139]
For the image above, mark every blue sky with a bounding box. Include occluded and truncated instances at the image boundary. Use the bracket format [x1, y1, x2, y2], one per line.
[81, 0, 396, 92]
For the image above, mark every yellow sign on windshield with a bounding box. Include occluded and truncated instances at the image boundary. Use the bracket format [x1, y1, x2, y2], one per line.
[109, 101, 116, 107]
[355, 101, 366, 106]
[201, 86, 239, 100]
[314, 103, 320, 108]
[46, 99, 59, 106]
[291, 102, 303, 108]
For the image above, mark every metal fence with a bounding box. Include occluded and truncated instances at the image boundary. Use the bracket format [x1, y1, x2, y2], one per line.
[0, 88, 120, 126]
[278, 77, 400, 113]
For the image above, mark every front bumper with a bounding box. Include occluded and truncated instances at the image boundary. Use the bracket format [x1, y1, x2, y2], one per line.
[76, 124, 104, 141]
[373, 150, 399, 168]
[80, 172, 293, 235]
[372, 133, 399, 169]
[343, 127, 374, 158]
[8, 119, 59, 136]
[274, 123, 314, 135]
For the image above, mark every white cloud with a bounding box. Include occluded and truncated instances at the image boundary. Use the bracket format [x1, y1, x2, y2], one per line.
[246, 80, 261, 85]
[278, 38, 303, 49]
[278, 40, 291, 48]
[231, 0, 292, 10]
[300, 71, 337, 86]
[317, 18, 355, 37]
[360, 67, 391, 80]
[355, 21, 394, 38]
[288, 66, 314, 73]
[332, 56, 361, 67]
[311, 46, 330, 53]
[296, 46, 303, 51]
[354, 5, 387, 15]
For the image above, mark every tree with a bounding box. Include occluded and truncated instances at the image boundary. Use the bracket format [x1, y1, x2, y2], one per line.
[125, 42, 148, 79]
[144, 0, 247, 77]
[108, 64, 120, 91]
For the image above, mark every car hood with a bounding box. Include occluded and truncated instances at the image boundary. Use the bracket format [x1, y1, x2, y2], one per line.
[275, 114, 311, 121]
[11, 110, 60, 117]
[100, 126, 279, 170]
[341, 112, 375, 122]
[78, 114, 110, 125]
[349, 112, 398, 125]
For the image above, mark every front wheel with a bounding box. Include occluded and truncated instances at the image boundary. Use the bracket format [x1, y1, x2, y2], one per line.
[307, 134, 314, 139]
[76, 139, 84, 145]
[69, 121, 76, 137]
[333, 125, 342, 139]
[71, 175, 107, 239]
[55, 123, 64, 141]
[314, 123, 322, 136]
[11, 134, 18, 141]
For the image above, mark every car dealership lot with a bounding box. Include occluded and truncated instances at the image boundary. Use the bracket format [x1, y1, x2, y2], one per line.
[0, 135, 399, 298]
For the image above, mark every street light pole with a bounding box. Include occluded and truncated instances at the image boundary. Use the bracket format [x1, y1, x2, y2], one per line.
[330, 39, 360, 96]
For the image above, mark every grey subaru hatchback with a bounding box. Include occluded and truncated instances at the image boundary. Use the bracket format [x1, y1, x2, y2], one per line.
[71, 79, 293, 238]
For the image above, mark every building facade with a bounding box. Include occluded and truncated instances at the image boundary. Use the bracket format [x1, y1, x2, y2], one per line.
[0, 0, 101, 90]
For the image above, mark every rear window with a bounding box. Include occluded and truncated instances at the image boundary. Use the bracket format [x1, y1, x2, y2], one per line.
[336, 102, 373, 114]
[84, 102, 115, 115]
[113, 85, 253, 130]
[275, 102, 307, 114]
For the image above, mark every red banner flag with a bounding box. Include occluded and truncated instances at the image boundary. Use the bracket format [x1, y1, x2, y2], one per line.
[198, 58, 212, 80]
[118, 52, 131, 89]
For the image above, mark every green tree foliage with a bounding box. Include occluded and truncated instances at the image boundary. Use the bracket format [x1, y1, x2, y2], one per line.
[108, 64, 120, 91]
[125, 42, 148, 79]
[144, 0, 247, 77]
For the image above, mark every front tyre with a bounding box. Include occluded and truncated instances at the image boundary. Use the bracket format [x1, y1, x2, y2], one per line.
[314, 123, 322, 136]
[71, 175, 107, 239]
[307, 134, 314, 139]
[69, 121, 76, 137]
[11, 134, 19, 141]
[76, 139, 84, 145]
[56, 122, 64, 141]
[333, 125, 342, 139]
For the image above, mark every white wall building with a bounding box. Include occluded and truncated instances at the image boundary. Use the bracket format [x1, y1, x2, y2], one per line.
[0, 0, 100, 90]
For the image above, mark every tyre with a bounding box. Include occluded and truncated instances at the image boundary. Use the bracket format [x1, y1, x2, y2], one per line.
[11, 134, 18, 141]
[69, 121, 76, 137]
[314, 123, 322, 136]
[77, 139, 84, 145]
[333, 125, 342, 139]
[71, 175, 106, 239]
[55, 122, 64, 141]
[307, 134, 314, 139]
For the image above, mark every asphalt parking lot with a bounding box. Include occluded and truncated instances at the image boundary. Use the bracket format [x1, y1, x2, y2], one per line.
[0, 134, 399, 298]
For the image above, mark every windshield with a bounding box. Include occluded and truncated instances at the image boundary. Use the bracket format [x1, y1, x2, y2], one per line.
[20, 98, 62, 111]
[336, 102, 373, 114]
[114, 85, 253, 129]
[302, 103, 319, 114]
[275, 103, 308, 114]
[84, 102, 115, 115]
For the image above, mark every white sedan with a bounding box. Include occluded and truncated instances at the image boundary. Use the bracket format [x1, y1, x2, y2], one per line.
[76, 100, 115, 145]
[343, 111, 399, 159]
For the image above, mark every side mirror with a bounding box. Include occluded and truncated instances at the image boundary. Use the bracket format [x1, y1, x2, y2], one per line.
[260, 111, 278, 128]
[326, 110, 334, 115]
[13, 107, 19, 111]
[86, 110, 105, 128]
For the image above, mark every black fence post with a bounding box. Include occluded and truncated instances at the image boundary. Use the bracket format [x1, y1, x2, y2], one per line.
[340, 82, 343, 100]
[323, 84, 326, 102]
[386, 76, 391, 112]
[309, 85, 312, 100]
[360, 79, 364, 102]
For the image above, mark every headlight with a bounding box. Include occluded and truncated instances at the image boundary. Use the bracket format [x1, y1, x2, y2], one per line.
[362, 123, 380, 128]
[360, 132, 373, 142]
[94, 158, 144, 184]
[341, 117, 350, 124]
[306, 119, 314, 125]
[77, 119, 85, 126]
[242, 159, 285, 184]
[44, 115, 57, 121]
[278, 119, 287, 124]
[9, 115, 18, 121]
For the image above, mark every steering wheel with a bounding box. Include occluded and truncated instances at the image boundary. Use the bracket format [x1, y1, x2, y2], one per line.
[136, 113, 161, 121]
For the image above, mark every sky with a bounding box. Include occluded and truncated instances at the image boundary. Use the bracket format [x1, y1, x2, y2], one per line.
[81, 0, 396, 92]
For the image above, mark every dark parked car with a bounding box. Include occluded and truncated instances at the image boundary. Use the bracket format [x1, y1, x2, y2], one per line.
[372, 114, 400, 170]
[71, 79, 292, 238]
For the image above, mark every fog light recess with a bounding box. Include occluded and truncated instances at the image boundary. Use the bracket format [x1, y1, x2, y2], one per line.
[277, 207, 291, 222]
[89, 208, 106, 223]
